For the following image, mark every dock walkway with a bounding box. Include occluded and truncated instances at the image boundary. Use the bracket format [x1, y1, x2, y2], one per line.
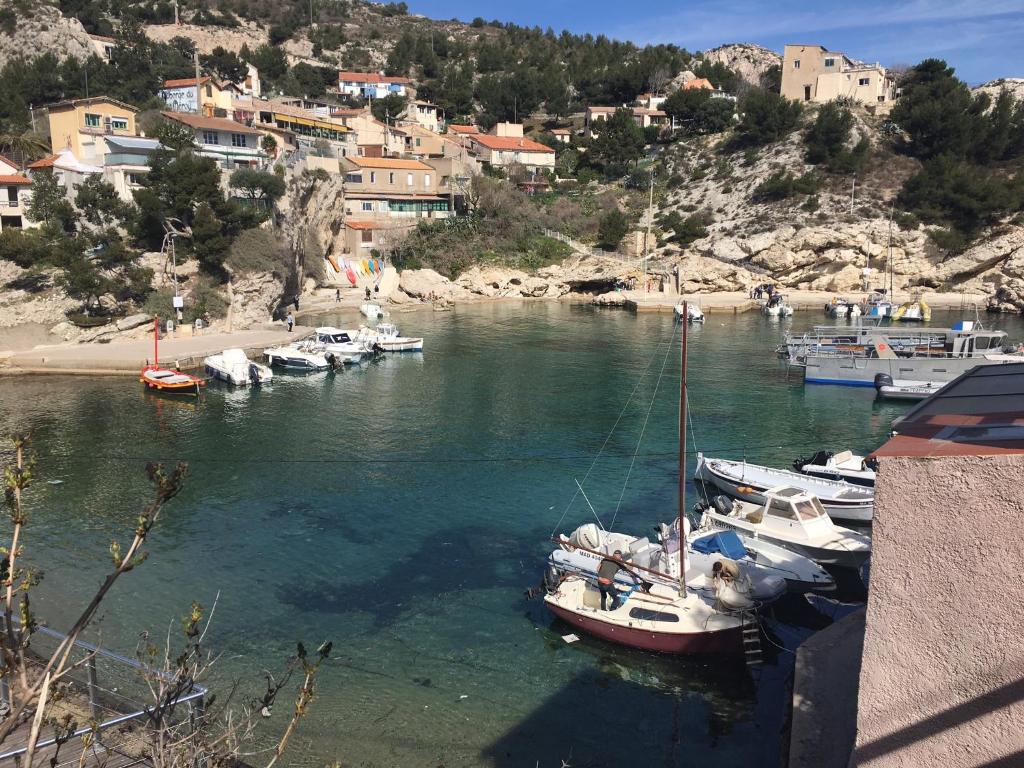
[622, 290, 987, 314]
[2, 326, 309, 375]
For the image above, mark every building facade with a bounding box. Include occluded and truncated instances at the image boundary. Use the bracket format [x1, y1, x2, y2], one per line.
[46, 97, 138, 163]
[466, 134, 555, 173]
[162, 112, 264, 169]
[337, 71, 410, 100]
[342, 156, 451, 221]
[0, 156, 34, 232]
[781, 44, 897, 110]
[159, 77, 235, 117]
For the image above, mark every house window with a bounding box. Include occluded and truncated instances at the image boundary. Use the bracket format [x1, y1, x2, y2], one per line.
[824, 58, 835, 67]
[127, 172, 143, 186]
[388, 172, 395, 184]
[345, 173, 363, 183]
[424, 174, 431, 187]
[203, 131, 219, 145]
[415, 138, 421, 147]
[231, 133, 247, 147]
[406, 173, 413, 186]
[859, 77, 870, 86]
[7, 186, 19, 206]
[370, 171, 376, 183]
[111, 117, 128, 130]
[361, 202, 373, 211]
[793, 60, 800, 69]
[361, 229, 373, 243]
[205, 85, 213, 97]
[85, 113, 101, 127]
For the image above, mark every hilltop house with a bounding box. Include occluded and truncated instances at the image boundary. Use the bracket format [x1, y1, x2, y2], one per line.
[162, 112, 264, 169]
[682, 78, 714, 91]
[88, 33, 116, 61]
[0, 155, 34, 233]
[234, 98, 356, 159]
[337, 71, 411, 100]
[45, 97, 138, 163]
[550, 128, 572, 144]
[584, 106, 667, 138]
[781, 44, 897, 111]
[405, 100, 443, 133]
[159, 76, 236, 117]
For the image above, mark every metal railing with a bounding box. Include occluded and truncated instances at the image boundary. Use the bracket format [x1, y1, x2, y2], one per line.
[0, 624, 207, 765]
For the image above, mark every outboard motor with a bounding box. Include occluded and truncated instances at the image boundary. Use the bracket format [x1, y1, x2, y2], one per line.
[712, 495, 735, 515]
[325, 352, 342, 371]
[248, 363, 261, 386]
[873, 372, 893, 392]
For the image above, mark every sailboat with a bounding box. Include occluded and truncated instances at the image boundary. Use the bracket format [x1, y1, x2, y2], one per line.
[542, 303, 749, 654]
[140, 318, 204, 395]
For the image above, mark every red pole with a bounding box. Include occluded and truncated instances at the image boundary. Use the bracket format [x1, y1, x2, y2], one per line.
[153, 317, 159, 366]
[679, 301, 688, 595]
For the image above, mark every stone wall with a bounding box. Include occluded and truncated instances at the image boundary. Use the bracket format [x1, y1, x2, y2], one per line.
[854, 454, 1024, 767]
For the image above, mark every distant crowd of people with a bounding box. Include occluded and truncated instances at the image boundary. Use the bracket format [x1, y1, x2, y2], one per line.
[750, 283, 777, 300]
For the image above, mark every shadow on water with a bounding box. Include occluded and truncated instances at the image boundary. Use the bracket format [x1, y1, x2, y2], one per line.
[277, 524, 540, 627]
[481, 662, 764, 768]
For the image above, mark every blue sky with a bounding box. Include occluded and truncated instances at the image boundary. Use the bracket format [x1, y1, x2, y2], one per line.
[404, 0, 1024, 84]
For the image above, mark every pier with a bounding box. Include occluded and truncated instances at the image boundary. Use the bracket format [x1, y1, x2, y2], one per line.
[621, 290, 987, 314]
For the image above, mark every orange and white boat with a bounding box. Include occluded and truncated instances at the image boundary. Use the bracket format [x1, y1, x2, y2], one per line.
[140, 318, 204, 396]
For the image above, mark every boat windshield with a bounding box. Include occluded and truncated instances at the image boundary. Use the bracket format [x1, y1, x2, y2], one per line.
[766, 497, 798, 520]
[320, 333, 351, 343]
[793, 499, 824, 520]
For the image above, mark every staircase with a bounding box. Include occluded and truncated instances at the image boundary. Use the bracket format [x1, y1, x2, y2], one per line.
[740, 611, 763, 668]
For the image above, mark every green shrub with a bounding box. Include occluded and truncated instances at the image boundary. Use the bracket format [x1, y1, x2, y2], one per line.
[225, 228, 292, 276]
[752, 171, 819, 202]
[732, 88, 803, 148]
[597, 209, 630, 251]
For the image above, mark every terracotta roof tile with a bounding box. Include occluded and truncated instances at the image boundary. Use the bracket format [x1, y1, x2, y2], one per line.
[447, 125, 480, 134]
[161, 111, 260, 135]
[344, 220, 376, 230]
[27, 155, 59, 169]
[0, 175, 31, 185]
[469, 134, 554, 153]
[337, 71, 411, 85]
[347, 156, 432, 170]
[163, 77, 212, 88]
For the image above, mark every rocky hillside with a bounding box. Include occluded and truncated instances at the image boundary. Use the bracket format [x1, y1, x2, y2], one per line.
[0, 1, 94, 66]
[703, 43, 781, 87]
[647, 102, 1024, 304]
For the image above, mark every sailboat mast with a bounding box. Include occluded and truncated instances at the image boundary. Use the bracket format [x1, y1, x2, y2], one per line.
[153, 317, 159, 366]
[678, 302, 688, 595]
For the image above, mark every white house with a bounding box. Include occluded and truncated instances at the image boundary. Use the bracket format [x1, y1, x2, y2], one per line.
[0, 155, 35, 233]
[337, 71, 411, 100]
[162, 112, 264, 170]
[466, 134, 555, 173]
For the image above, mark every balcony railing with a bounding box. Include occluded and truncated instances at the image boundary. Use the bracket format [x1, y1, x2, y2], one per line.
[0, 624, 207, 768]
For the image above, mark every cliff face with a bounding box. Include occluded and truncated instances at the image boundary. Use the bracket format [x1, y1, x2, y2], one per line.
[0, 1, 94, 67]
[702, 43, 781, 86]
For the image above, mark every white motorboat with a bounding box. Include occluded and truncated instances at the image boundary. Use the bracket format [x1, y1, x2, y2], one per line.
[825, 298, 861, 318]
[674, 303, 705, 323]
[360, 302, 384, 319]
[793, 450, 876, 488]
[263, 341, 332, 371]
[355, 322, 424, 352]
[763, 296, 793, 317]
[873, 372, 947, 401]
[695, 489, 871, 569]
[313, 327, 371, 363]
[694, 453, 874, 522]
[203, 348, 273, 386]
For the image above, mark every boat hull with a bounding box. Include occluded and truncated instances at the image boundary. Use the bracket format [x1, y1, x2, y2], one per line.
[803, 355, 1012, 387]
[703, 518, 870, 569]
[265, 354, 329, 371]
[544, 601, 743, 655]
[696, 458, 874, 522]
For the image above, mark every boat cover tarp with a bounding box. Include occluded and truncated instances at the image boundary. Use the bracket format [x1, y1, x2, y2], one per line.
[691, 530, 747, 560]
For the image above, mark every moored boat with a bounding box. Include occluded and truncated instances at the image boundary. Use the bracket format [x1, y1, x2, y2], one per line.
[313, 327, 372, 363]
[264, 341, 332, 371]
[873, 373, 947, 401]
[695, 489, 871, 569]
[695, 453, 874, 522]
[360, 302, 384, 319]
[140, 318, 204, 395]
[825, 298, 861, 318]
[674, 303, 705, 323]
[793, 450, 876, 488]
[354, 322, 424, 352]
[203, 348, 273, 386]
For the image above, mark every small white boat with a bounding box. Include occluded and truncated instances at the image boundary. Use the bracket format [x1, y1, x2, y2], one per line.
[695, 453, 874, 522]
[825, 298, 861, 318]
[793, 450, 876, 488]
[696, 489, 871, 569]
[263, 341, 331, 371]
[203, 348, 273, 386]
[873, 372, 946, 401]
[674, 303, 705, 323]
[360, 302, 384, 319]
[313, 327, 371, 363]
[356, 322, 424, 352]
[763, 296, 793, 317]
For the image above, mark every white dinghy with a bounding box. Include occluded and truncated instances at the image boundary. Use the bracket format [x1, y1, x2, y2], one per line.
[793, 450, 877, 488]
[695, 453, 874, 522]
[351, 322, 424, 352]
[695, 488, 871, 569]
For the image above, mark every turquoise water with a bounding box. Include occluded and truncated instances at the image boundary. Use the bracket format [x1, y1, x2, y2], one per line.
[2, 304, 1021, 767]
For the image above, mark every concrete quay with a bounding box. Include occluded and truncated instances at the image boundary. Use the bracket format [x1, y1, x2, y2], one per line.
[1, 326, 309, 376]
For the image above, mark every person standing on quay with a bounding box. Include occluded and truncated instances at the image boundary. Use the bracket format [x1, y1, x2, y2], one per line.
[286, 312, 294, 332]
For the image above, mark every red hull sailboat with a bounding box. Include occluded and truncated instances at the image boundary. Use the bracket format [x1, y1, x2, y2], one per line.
[140, 318, 204, 395]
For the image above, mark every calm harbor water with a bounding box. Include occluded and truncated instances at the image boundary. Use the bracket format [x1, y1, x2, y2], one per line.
[2, 303, 1021, 767]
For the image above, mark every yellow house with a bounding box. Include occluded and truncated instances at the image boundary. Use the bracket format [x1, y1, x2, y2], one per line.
[159, 77, 235, 117]
[46, 97, 138, 162]
[781, 44, 897, 111]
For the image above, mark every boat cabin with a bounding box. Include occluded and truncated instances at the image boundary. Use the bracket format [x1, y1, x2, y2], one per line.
[727, 486, 834, 542]
[314, 326, 355, 344]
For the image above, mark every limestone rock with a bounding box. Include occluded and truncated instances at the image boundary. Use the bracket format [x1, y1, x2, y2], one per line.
[116, 313, 152, 332]
[0, 5, 93, 67]
[702, 44, 782, 88]
[593, 291, 627, 306]
[399, 268, 457, 299]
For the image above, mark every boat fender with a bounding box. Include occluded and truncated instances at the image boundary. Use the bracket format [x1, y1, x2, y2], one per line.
[736, 486, 755, 495]
[712, 495, 734, 515]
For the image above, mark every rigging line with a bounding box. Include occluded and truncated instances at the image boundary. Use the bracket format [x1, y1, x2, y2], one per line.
[548, 331, 677, 536]
[608, 320, 679, 531]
